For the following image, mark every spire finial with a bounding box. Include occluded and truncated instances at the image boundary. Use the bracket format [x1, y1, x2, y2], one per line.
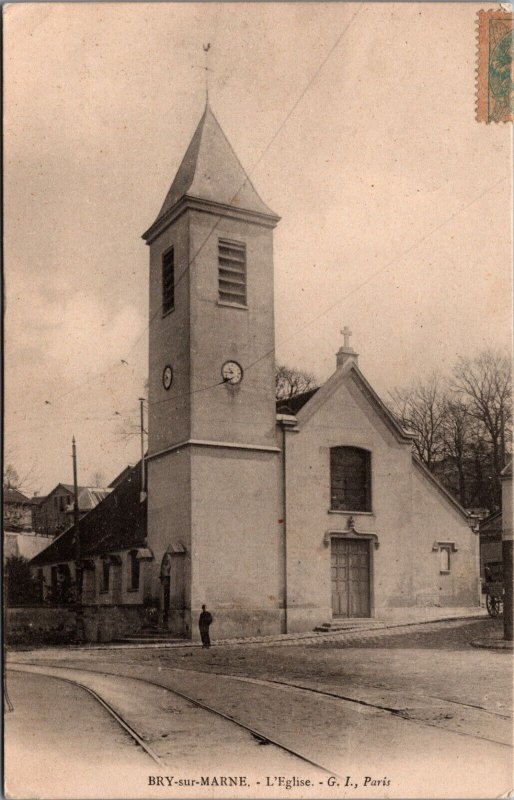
[203, 43, 211, 104]
[341, 326, 352, 349]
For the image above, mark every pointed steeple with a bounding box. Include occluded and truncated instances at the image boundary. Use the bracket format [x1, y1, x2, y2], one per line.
[144, 104, 278, 240]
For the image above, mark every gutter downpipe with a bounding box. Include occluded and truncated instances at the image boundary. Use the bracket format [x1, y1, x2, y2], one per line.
[278, 415, 298, 634]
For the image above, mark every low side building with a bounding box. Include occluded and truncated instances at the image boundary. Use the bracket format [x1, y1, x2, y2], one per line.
[30, 464, 153, 640]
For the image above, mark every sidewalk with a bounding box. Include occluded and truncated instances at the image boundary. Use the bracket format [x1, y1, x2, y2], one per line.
[8, 607, 488, 658]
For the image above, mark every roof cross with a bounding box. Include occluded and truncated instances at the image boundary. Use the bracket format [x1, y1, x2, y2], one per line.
[341, 326, 352, 349]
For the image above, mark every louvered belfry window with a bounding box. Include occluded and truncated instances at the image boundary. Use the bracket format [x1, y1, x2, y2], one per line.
[162, 248, 174, 315]
[330, 446, 372, 512]
[218, 239, 246, 306]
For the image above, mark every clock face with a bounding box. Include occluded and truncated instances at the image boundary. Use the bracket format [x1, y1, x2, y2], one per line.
[221, 360, 243, 385]
[162, 365, 173, 390]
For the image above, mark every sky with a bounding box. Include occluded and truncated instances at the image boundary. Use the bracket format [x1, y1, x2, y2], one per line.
[4, 2, 512, 495]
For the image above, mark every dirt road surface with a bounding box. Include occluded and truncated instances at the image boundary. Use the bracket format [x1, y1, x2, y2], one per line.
[5, 617, 513, 799]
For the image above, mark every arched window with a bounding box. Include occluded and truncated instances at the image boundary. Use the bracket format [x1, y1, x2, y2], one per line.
[330, 446, 371, 512]
[128, 550, 140, 591]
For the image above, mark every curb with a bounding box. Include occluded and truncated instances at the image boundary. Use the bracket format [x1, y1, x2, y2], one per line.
[7, 612, 488, 656]
[471, 637, 514, 650]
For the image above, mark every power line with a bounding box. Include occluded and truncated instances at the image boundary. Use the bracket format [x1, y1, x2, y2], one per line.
[146, 174, 508, 411]
[6, 172, 507, 433]
[8, 6, 363, 417]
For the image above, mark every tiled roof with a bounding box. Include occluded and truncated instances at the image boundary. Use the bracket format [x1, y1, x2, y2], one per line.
[148, 103, 278, 232]
[74, 487, 112, 512]
[479, 511, 502, 533]
[3, 488, 32, 505]
[31, 465, 146, 566]
[276, 388, 319, 416]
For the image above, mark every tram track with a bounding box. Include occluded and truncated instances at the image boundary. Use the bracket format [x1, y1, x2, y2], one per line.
[7, 667, 168, 768]
[210, 672, 512, 721]
[7, 665, 339, 776]
[8, 659, 512, 754]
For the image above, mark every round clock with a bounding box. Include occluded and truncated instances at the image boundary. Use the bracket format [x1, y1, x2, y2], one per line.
[162, 365, 173, 390]
[221, 360, 243, 385]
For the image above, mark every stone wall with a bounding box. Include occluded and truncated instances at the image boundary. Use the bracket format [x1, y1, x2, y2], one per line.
[6, 604, 150, 646]
[6, 606, 76, 646]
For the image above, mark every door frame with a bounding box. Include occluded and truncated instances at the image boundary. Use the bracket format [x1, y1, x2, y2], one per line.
[326, 530, 377, 618]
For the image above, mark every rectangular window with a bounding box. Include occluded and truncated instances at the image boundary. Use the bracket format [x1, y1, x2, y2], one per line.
[128, 551, 140, 591]
[162, 248, 175, 315]
[439, 546, 451, 573]
[330, 447, 372, 512]
[218, 239, 246, 306]
[101, 559, 110, 592]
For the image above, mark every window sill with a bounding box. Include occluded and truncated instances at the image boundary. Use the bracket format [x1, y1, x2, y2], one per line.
[127, 587, 140, 593]
[439, 570, 451, 575]
[328, 509, 374, 516]
[162, 307, 175, 319]
[217, 301, 248, 310]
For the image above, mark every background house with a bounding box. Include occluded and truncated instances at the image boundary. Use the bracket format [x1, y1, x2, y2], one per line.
[32, 483, 111, 537]
[3, 488, 36, 532]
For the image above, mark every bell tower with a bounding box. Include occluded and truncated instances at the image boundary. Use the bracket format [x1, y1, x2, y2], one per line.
[143, 104, 283, 638]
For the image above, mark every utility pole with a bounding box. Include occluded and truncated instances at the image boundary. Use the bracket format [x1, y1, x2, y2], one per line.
[72, 436, 85, 642]
[139, 398, 147, 503]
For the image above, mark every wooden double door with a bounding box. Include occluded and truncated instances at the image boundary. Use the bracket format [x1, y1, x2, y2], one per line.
[331, 538, 371, 617]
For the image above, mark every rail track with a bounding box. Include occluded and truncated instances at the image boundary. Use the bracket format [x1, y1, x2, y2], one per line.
[9, 659, 513, 755]
[7, 664, 339, 775]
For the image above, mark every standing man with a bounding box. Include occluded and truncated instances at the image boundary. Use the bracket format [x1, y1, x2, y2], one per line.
[199, 604, 213, 648]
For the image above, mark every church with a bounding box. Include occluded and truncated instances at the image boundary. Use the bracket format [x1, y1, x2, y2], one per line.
[32, 104, 480, 641]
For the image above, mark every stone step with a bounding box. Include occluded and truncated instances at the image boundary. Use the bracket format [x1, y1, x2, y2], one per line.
[313, 619, 382, 632]
[115, 637, 185, 644]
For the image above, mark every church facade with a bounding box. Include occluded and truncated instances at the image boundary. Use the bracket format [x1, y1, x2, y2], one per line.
[31, 105, 480, 641]
[141, 104, 479, 639]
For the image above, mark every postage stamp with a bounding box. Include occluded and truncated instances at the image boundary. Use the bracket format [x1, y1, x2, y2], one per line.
[476, 9, 513, 123]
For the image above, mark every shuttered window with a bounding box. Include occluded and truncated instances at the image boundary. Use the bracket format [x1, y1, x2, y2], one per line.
[330, 447, 372, 512]
[162, 248, 174, 315]
[218, 239, 246, 306]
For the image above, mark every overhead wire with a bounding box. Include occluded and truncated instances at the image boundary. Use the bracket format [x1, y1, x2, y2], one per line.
[8, 4, 364, 418]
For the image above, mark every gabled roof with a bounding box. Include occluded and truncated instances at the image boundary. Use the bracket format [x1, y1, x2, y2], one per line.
[31, 464, 146, 567]
[71, 487, 112, 513]
[108, 465, 134, 489]
[39, 483, 86, 505]
[3, 488, 32, 505]
[479, 510, 502, 532]
[276, 360, 469, 521]
[145, 103, 278, 235]
[292, 360, 414, 445]
[276, 388, 319, 415]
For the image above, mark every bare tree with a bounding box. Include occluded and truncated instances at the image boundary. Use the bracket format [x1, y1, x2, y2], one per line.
[389, 373, 447, 470]
[3, 464, 20, 490]
[89, 471, 107, 488]
[440, 399, 475, 506]
[275, 364, 318, 403]
[451, 349, 512, 506]
[3, 459, 41, 495]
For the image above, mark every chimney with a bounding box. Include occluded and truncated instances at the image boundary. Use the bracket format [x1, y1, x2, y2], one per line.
[336, 326, 359, 368]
